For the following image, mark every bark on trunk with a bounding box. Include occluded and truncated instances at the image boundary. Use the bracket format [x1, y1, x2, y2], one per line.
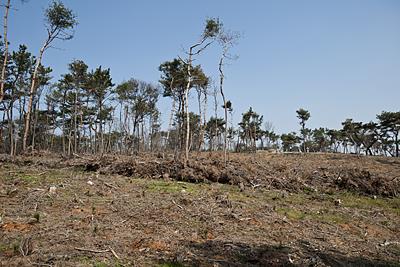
[23, 46, 45, 152]
[184, 48, 193, 167]
[166, 97, 175, 150]
[219, 57, 228, 166]
[0, 0, 10, 104]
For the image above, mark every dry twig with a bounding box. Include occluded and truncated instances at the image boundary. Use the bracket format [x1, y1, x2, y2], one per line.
[74, 246, 121, 260]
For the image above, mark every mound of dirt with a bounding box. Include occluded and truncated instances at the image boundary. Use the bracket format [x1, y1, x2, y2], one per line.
[2, 152, 399, 197]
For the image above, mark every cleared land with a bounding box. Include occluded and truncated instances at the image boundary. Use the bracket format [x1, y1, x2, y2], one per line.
[0, 153, 399, 266]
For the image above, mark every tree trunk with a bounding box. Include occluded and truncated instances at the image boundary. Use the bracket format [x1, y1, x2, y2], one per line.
[9, 97, 14, 156]
[74, 87, 78, 153]
[0, 0, 10, 104]
[219, 57, 228, 166]
[213, 86, 218, 152]
[202, 91, 207, 149]
[196, 89, 203, 151]
[166, 97, 175, 150]
[0, 0, 11, 151]
[23, 45, 45, 152]
[302, 123, 306, 153]
[184, 48, 193, 167]
[31, 93, 41, 151]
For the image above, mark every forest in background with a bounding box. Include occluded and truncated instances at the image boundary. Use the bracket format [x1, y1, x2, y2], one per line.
[0, 1, 399, 161]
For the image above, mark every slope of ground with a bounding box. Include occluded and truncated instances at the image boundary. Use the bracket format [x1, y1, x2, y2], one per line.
[0, 152, 399, 266]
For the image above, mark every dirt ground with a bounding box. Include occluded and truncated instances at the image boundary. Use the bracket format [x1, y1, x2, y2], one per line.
[0, 152, 399, 266]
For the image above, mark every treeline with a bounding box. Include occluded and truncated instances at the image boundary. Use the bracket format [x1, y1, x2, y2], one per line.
[279, 109, 400, 157]
[0, 1, 398, 160]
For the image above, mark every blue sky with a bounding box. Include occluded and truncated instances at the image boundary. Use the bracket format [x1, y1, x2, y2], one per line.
[8, 0, 400, 134]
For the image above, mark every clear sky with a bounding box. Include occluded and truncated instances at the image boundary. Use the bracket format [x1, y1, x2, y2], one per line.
[7, 0, 400, 134]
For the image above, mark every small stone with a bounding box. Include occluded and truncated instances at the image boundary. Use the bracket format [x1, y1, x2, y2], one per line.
[372, 195, 377, 200]
[239, 182, 245, 192]
[49, 186, 57, 194]
[87, 181, 94, 186]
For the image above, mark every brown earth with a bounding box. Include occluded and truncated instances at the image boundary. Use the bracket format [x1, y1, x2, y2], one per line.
[0, 152, 399, 266]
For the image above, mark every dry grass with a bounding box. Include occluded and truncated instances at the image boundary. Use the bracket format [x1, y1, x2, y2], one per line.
[0, 152, 399, 266]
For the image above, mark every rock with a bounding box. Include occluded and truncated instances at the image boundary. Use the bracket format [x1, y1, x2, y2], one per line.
[87, 180, 94, 186]
[49, 186, 57, 194]
[239, 182, 245, 192]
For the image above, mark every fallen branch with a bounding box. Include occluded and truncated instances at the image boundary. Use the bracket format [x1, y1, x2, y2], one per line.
[172, 200, 183, 210]
[104, 182, 118, 190]
[75, 246, 121, 260]
[73, 153, 93, 161]
[109, 246, 120, 259]
[31, 262, 53, 267]
[74, 247, 109, 253]
[249, 181, 261, 188]
[31, 188, 46, 192]
[380, 240, 400, 247]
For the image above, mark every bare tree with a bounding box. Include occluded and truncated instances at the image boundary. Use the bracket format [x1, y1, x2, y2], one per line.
[218, 27, 239, 166]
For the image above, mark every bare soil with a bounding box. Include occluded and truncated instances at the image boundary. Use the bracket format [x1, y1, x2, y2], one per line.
[0, 152, 399, 266]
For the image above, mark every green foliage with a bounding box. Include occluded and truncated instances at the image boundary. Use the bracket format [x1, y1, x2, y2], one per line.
[296, 108, 311, 151]
[377, 111, 400, 156]
[281, 132, 300, 152]
[116, 79, 159, 122]
[203, 18, 222, 38]
[45, 1, 77, 40]
[238, 107, 263, 151]
[159, 59, 208, 99]
[296, 108, 311, 125]
[205, 116, 225, 150]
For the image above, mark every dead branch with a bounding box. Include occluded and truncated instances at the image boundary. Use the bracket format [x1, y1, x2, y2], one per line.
[74, 247, 121, 260]
[104, 182, 118, 190]
[249, 181, 261, 188]
[31, 262, 53, 267]
[74, 247, 109, 253]
[109, 246, 120, 259]
[72, 153, 93, 161]
[172, 200, 183, 210]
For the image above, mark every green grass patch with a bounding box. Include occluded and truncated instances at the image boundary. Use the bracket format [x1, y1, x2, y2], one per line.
[0, 243, 8, 252]
[0, 168, 68, 184]
[339, 193, 400, 215]
[159, 262, 185, 267]
[93, 262, 108, 267]
[77, 257, 125, 267]
[308, 210, 349, 224]
[277, 207, 349, 223]
[277, 207, 306, 220]
[147, 180, 199, 194]
[20, 174, 39, 183]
